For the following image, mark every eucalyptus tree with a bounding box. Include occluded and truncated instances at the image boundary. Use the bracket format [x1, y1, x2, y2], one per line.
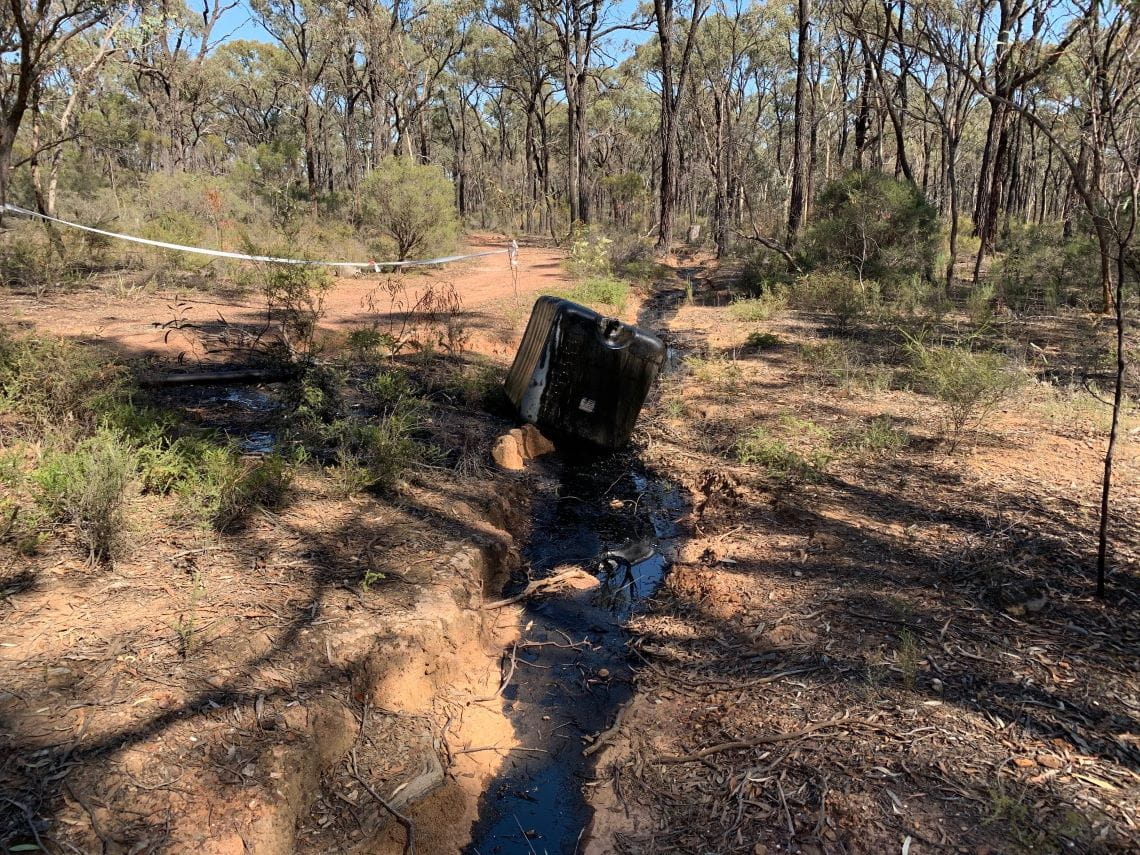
[28, 4, 132, 218]
[123, 0, 235, 174]
[691, 1, 761, 255]
[652, 0, 706, 248]
[912, 0, 982, 291]
[1, 0, 116, 221]
[250, 0, 339, 199]
[213, 39, 295, 147]
[484, 0, 559, 234]
[535, 0, 638, 227]
[785, 0, 811, 245]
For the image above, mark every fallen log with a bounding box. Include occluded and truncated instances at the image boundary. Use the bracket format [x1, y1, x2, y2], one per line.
[139, 368, 294, 387]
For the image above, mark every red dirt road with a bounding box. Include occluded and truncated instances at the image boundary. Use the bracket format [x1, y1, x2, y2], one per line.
[0, 235, 570, 362]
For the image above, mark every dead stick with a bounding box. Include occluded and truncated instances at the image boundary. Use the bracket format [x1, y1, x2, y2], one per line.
[471, 642, 519, 703]
[139, 368, 294, 387]
[584, 702, 630, 756]
[349, 748, 415, 855]
[845, 610, 931, 636]
[656, 717, 859, 765]
[482, 569, 596, 609]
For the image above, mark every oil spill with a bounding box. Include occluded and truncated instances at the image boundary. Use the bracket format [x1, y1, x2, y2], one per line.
[465, 455, 687, 855]
[467, 283, 692, 854]
[149, 383, 282, 453]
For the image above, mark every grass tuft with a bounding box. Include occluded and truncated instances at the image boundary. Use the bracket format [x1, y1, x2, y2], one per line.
[33, 430, 137, 562]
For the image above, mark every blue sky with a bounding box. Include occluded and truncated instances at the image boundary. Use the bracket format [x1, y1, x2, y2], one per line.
[212, 0, 654, 50]
[216, 1, 270, 43]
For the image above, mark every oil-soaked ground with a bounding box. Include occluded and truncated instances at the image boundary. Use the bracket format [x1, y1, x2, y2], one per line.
[465, 454, 687, 855]
[467, 284, 690, 855]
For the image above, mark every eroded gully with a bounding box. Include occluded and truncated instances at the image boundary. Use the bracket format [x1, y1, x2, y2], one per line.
[466, 280, 691, 855]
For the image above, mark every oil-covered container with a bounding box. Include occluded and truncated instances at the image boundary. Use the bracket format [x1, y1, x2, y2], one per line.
[505, 296, 666, 451]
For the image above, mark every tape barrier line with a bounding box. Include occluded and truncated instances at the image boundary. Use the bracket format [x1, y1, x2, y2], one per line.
[1, 203, 509, 269]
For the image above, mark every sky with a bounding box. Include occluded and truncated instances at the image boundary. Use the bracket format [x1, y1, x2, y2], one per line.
[211, 0, 655, 52]
[216, 1, 272, 43]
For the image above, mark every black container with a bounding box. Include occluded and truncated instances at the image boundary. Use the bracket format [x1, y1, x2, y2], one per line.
[505, 297, 666, 451]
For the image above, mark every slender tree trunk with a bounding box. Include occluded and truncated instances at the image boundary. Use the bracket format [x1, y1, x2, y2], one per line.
[576, 79, 590, 224]
[787, 0, 811, 246]
[566, 56, 581, 226]
[654, 0, 703, 249]
[1096, 246, 1127, 597]
[853, 57, 872, 169]
[945, 136, 960, 293]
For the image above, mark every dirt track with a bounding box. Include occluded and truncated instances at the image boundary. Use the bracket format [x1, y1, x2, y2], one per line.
[0, 234, 571, 363]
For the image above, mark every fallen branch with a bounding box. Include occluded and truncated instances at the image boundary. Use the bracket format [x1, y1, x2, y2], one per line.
[846, 610, 931, 637]
[139, 368, 295, 387]
[470, 641, 519, 703]
[482, 568, 597, 609]
[655, 716, 860, 764]
[585, 701, 631, 756]
[349, 747, 415, 855]
[454, 745, 548, 755]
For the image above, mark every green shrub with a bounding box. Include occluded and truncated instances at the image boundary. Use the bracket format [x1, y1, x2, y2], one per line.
[730, 289, 787, 322]
[745, 331, 782, 350]
[0, 448, 48, 554]
[33, 430, 137, 561]
[790, 271, 880, 327]
[608, 233, 658, 277]
[0, 496, 48, 555]
[686, 353, 741, 390]
[566, 227, 614, 278]
[888, 275, 948, 321]
[904, 338, 1023, 447]
[737, 249, 794, 297]
[444, 362, 503, 407]
[183, 446, 292, 531]
[556, 275, 629, 312]
[286, 362, 345, 428]
[0, 227, 72, 293]
[0, 333, 125, 429]
[799, 339, 892, 390]
[361, 157, 459, 260]
[282, 363, 422, 495]
[366, 370, 415, 409]
[803, 171, 939, 287]
[134, 435, 217, 494]
[965, 282, 996, 325]
[616, 258, 668, 283]
[322, 409, 421, 492]
[736, 425, 830, 481]
[258, 263, 332, 358]
[990, 223, 1100, 312]
[844, 415, 909, 455]
[137, 172, 257, 269]
[346, 327, 393, 360]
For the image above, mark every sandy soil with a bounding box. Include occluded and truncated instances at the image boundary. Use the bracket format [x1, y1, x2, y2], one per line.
[0, 234, 571, 364]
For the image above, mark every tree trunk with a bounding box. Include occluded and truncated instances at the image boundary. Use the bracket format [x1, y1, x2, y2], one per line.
[787, 0, 811, 246]
[1096, 244, 1127, 597]
[945, 136, 960, 293]
[576, 78, 590, 224]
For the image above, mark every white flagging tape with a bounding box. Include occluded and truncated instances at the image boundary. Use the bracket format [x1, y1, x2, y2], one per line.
[1, 203, 509, 269]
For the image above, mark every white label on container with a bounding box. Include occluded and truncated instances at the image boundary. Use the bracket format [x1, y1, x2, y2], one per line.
[579, 398, 596, 413]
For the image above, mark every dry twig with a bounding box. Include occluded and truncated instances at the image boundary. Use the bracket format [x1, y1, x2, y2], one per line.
[348, 748, 415, 855]
[656, 716, 865, 765]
